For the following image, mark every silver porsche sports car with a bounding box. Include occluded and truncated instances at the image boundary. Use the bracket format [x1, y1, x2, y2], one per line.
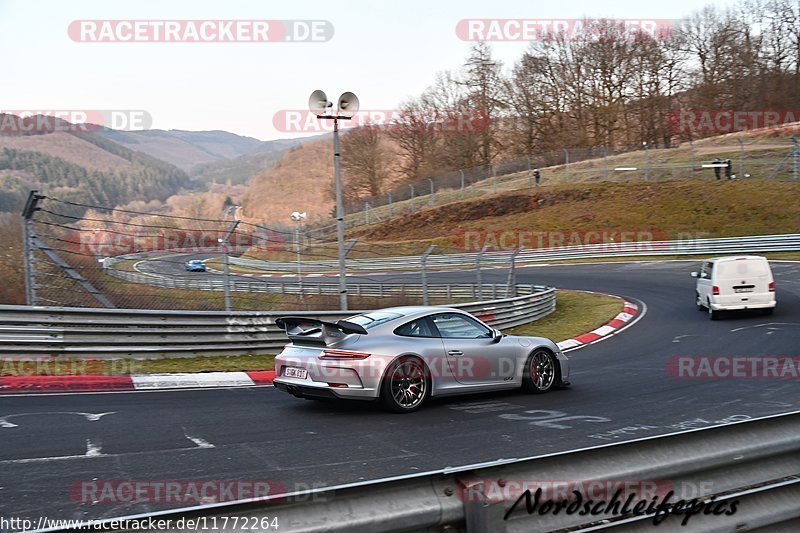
[273, 306, 570, 413]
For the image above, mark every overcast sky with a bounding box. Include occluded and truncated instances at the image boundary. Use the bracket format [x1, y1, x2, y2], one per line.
[0, 0, 737, 141]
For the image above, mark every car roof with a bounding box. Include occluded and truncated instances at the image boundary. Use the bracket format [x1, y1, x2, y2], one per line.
[705, 255, 767, 263]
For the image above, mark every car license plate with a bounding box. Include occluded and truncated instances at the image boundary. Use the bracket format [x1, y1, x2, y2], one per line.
[284, 367, 307, 379]
[734, 287, 753, 293]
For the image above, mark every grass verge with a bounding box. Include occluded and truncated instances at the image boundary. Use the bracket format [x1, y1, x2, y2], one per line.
[503, 290, 623, 342]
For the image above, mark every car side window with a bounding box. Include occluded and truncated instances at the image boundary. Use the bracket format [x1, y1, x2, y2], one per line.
[431, 313, 492, 339]
[701, 262, 712, 278]
[394, 317, 438, 338]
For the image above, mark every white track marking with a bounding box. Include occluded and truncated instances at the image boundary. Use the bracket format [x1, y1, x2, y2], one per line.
[86, 439, 103, 457]
[183, 430, 215, 449]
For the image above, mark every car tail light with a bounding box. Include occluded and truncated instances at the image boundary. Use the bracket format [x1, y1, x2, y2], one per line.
[320, 349, 371, 360]
[769, 281, 775, 292]
[712, 286, 719, 295]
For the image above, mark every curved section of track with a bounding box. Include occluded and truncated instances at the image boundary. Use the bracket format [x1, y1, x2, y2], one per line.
[1, 260, 798, 524]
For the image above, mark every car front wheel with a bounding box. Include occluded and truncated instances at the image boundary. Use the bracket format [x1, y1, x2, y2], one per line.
[379, 356, 429, 413]
[522, 349, 557, 394]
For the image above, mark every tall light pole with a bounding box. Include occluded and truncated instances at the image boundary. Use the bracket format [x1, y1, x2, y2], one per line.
[309, 90, 359, 311]
[290, 211, 306, 298]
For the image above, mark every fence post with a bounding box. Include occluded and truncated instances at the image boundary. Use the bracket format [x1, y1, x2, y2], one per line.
[364, 202, 370, 224]
[563, 149, 570, 179]
[21, 191, 42, 306]
[460, 170, 465, 199]
[506, 248, 521, 297]
[643, 143, 649, 181]
[793, 136, 798, 180]
[421, 245, 436, 305]
[492, 164, 497, 192]
[220, 218, 240, 312]
[388, 192, 393, 217]
[409, 184, 415, 213]
[604, 146, 610, 181]
[476, 244, 489, 299]
[428, 178, 435, 207]
[737, 138, 745, 178]
[689, 140, 695, 178]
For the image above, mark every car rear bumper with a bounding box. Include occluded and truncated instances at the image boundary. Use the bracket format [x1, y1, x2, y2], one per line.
[272, 377, 379, 400]
[709, 301, 776, 311]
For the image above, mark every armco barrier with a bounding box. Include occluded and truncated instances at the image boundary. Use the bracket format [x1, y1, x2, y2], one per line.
[98, 410, 800, 532]
[0, 285, 554, 358]
[229, 233, 800, 273]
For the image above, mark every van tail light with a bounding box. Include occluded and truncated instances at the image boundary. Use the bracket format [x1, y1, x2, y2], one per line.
[712, 286, 720, 295]
[320, 349, 371, 360]
[769, 281, 775, 292]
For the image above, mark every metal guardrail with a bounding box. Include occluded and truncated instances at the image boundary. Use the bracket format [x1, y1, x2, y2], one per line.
[231, 233, 800, 273]
[0, 286, 555, 358]
[103, 411, 800, 533]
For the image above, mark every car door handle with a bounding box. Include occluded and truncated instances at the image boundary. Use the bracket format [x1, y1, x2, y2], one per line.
[448, 350, 463, 356]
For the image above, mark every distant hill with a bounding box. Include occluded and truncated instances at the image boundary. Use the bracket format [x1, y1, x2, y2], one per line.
[242, 139, 335, 225]
[191, 136, 320, 186]
[0, 114, 190, 212]
[95, 128, 266, 170]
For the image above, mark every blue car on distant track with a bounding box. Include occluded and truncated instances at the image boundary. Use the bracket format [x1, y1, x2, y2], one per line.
[184, 259, 206, 272]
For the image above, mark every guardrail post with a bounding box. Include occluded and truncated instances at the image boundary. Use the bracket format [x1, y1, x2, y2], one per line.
[643, 142, 649, 181]
[492, 164, 497, 192]
[506, 248, 521, 297]
[388, 192, 393, 217]
[428, 178, 435, 207]
[792, 136, 798, 180]
[604, 146, 610, 180]
[564, 148, 570, 179]
[364, 202, 370, 224]
[421, 245, 436, 305]
[460, 170, 465, 199]
[476, 244, 489, 299]
[409, 184, 415, 213]
[689, 140, 695, 178]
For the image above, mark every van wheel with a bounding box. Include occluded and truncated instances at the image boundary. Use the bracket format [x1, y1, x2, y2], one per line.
[708, 300, 719, 320]
[696, 293, 705, 310]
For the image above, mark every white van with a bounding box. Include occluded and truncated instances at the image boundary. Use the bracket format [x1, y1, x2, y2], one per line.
[692, 256, 776, 320]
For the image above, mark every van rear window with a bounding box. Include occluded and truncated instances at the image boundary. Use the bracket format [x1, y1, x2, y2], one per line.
[715, 260, 768, 279]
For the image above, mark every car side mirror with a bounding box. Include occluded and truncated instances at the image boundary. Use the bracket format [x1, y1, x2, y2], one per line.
[491, 329, 503, 343]
[690, 272, 699, 278]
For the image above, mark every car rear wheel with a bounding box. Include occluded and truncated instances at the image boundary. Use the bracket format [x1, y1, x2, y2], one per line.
[379, 356, 429, 413]
[522, 349, 557, 394]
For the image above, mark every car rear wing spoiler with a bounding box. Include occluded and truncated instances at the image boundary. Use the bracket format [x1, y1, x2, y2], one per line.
[275, 316, 368, 346]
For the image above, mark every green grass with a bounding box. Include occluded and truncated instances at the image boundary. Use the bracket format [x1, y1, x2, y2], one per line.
[503, 290, 623, 342]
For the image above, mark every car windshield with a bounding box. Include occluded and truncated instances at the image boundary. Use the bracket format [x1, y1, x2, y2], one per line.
[346, 311, 403, 330]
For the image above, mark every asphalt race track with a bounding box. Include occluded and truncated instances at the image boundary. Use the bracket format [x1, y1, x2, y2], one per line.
[1, 260, 799, 527]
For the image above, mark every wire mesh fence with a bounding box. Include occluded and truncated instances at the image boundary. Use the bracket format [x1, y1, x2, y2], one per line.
[307, 138, 800, 238]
